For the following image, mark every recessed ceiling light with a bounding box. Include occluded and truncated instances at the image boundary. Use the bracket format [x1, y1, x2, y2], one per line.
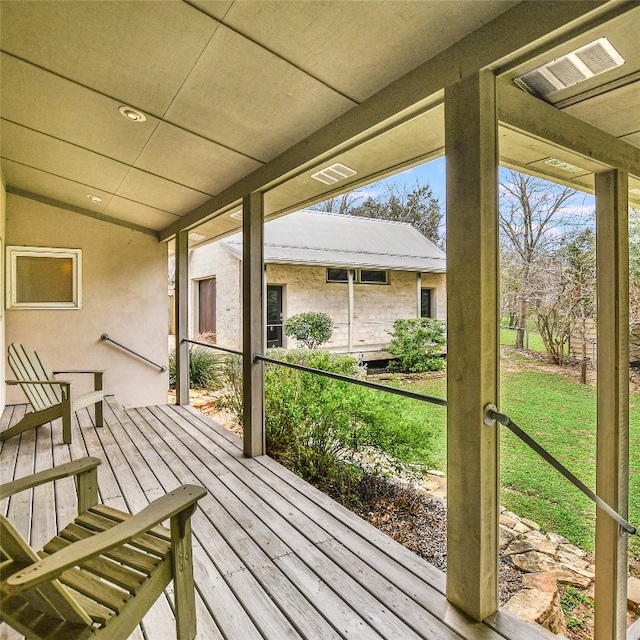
[630, 188, 640, 197]
[229, 210, 243, 221]
[86, 194, 102, 202]
[515, 37, 625, 99]
[311, 163, 357, 185]
[118, 105, 146, 122]
[188, 232, 206, 242]
[543, 157, 584, 173]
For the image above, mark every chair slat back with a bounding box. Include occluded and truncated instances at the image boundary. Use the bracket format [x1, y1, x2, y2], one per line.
[0, 515, 91, 626]
[8, 344, 63, 411]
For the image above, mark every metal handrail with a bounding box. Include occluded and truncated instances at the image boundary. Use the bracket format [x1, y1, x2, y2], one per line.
[485, 405, 636, 536]
[182, 339, 243, 357]
[254, 352, 447, 406]
[100, 334, 167, 371]
[181, 339, 635, 536]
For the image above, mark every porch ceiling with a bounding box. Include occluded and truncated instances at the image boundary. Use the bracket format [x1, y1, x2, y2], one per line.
[1, 1, 639, 246]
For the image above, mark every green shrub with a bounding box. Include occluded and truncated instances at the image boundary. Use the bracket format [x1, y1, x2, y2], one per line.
[284, 312, 333, 348]
[387, 317, 446, 373]
[168, 343, 223, 390]
[218, 348, 436, 498]
[216, 355, 244, 421]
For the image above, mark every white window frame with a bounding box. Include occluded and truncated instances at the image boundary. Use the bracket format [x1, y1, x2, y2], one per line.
[6, 246, 83, 310]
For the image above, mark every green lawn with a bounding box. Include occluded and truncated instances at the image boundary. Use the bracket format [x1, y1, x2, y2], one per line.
[500, 327, 549, 353]
[384, 365, 640, 559]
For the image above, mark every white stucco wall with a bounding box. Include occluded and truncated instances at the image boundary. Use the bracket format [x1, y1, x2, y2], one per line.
[0, 173, 6, 413]
[189, 242, 242, 350]
[5, 195, 168, 407]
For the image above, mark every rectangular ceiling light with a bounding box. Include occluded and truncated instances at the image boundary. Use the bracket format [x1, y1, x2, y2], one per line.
[543, 157, 584, 173]
[229, 210, 243, 220]
[515, 37, 625, 98]
[311, 163, 357, 185]
[630, 188, 640, 197]
[188, 232, 206, 242]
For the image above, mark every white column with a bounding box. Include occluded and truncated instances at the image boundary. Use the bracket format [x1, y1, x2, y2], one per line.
[594, 169, 629, 640]
[242, 192, 265, 457]
[416, 273, 422, 317]
[175, 230, 190, 405]
[445, 69, 500, 621]
[348, 269, 354, 352]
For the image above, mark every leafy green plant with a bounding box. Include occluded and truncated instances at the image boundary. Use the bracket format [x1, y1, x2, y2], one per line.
[216, 355, 243, 422]
[284, 312, 333, 348]
[387, 317, 446, 373]
[168, 343, 223, 390]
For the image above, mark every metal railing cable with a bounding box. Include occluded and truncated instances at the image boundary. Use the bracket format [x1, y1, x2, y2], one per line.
[182, 338, 243, 357]
[180, 339, 635, 535]
[485, 404, 636, 536]
[254, 352, 447, 406]
[100, 334, 167, 371]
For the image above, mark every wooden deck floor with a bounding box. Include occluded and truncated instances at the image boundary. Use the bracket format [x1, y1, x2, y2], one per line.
[0, 397, 557, 640]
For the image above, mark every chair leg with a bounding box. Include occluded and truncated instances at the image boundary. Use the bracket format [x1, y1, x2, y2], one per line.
[171, 511, 197, 640]
[95, 400, 104, 428]
[62, 398, 72, 444]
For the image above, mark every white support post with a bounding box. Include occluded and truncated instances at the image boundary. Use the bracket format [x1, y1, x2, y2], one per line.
[416, 273, 422, 317]
[347, 269, 355, 352]
[175, 230, 190, 405]
[594, 169, 629, 640]
[243, 192, 265, 458]
[445, 69, 500, 622]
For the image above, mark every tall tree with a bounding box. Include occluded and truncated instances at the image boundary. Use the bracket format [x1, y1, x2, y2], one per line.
[499, 170, 583, 349]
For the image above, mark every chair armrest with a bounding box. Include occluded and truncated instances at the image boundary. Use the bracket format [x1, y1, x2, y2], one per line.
[53, 370, 107, 375]
[7, 485, 207, 590]
[0, 457, 101, 501]
[6, 379, 71, 386]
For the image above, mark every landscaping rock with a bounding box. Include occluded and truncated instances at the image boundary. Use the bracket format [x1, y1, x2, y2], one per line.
[499, 525, 518, 549]
[555, 548, 590, 570]
[521, 517, 541, 531]
[628, 576, 640, 613]
[502, 539, 535, 557]
[504, 571, 567, 635]
[554, 565, 594, 588]
[523, 530, 558, 556]
[512, 551, 559, 573]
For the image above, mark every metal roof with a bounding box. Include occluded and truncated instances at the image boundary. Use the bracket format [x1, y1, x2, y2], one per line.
[221, 210, 446, 272]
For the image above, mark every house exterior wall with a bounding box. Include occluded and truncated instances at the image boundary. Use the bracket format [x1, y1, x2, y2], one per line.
[0, 173, 6, 413]
[189, 242, 242, 350]
[5, 194, 168, 407]
[267, 264, 446, 349]
[188, 244, 447, 353]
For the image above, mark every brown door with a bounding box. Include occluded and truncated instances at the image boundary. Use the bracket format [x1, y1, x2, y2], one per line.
[198, 278, 216, 338]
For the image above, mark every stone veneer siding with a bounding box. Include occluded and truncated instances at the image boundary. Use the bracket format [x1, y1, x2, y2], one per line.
[189, 244, 446, 352]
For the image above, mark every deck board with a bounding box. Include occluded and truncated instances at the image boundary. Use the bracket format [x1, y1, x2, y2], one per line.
[0, 397, 558, 640]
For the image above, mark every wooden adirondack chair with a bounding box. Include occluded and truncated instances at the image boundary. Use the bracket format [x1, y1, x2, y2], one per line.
[2, 343, 105, 444]
[0, 457, 207, 640]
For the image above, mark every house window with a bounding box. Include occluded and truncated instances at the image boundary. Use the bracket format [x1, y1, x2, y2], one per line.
[326, 268, 388, 284]
[6, 246, 82, 309]
[359, 269, 388, 284]
[420, 288, 432, 318]
[326, 268, 349, 283]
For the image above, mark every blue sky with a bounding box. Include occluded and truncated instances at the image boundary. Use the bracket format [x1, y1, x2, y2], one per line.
[347, 156, 596, 226]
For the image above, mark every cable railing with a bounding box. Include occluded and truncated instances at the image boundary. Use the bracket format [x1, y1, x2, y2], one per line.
[100, 334, 167, 371]
[182, 339, 636, 536]
[484, 405, 636, 536]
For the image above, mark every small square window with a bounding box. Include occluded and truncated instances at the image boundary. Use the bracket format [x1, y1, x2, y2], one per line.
[359, 269, 388, 284]
[6, 246, 82, 309]
[327, 268, 349, 283]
